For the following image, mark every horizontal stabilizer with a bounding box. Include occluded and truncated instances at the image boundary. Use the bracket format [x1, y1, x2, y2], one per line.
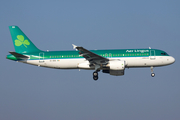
[9, 51, 29, 59]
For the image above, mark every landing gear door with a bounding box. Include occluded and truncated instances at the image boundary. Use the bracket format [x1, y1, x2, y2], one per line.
[39, 52, 44, 63]
[150, 50, 156, 60]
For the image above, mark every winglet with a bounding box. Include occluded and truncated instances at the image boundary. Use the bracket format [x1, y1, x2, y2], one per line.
[72, 44, 78, 51]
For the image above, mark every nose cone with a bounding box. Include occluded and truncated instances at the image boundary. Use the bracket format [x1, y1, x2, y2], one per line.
[169, 56, 175, 64]
[172, 57, 175, 63]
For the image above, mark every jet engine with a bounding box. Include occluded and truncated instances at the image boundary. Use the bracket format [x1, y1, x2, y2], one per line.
[103, 60, 125, 76]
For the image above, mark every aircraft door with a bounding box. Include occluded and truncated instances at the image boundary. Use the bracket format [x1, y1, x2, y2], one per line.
[39, 52, 44, 62]
[150, 50, 156, 60]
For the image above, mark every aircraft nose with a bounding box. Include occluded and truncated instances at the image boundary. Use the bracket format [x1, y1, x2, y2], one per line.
[172, 57, 175, 63]
[170, 56, 175, 64]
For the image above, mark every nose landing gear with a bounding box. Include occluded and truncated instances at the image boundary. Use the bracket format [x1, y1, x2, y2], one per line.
[151, 66, 155, 77]
[151, 73, 155, 77]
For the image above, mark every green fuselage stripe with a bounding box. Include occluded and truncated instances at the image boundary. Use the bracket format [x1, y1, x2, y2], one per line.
[7, 49, 169, 61]
[28, 49, 169, 60]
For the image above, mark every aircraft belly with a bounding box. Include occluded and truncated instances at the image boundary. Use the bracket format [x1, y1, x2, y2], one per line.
[57, 59, 82, 68]
[26, 56, 173, 69]
[27, 59, 85, 69]
[125, 58, 148, 67]
[124, 56, 171, 67]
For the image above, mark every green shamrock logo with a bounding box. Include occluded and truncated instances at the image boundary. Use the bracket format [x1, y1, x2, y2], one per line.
[15, 35, 30, 48]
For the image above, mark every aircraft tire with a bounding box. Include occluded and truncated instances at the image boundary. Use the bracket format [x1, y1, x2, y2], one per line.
[93, 76, 98, 80]
[151, 73, 155, 77]
[93, 72, 98, 76]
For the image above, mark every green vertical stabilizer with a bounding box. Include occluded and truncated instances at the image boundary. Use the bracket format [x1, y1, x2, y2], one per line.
[9, 26, 41, 53]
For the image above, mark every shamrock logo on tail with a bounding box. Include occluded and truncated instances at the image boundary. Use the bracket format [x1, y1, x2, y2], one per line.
[15, 35, 30, 48]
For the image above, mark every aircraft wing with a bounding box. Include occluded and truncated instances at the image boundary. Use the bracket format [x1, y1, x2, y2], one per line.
[72, 44, 109, 66]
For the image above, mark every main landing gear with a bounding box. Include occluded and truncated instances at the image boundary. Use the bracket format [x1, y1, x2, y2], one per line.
[93, 71, 99, 81]
[93, 65, 100, 81]
[151, 66, 155, 77]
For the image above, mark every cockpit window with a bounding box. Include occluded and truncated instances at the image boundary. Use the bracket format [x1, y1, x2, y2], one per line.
[161, 53, 168, 55]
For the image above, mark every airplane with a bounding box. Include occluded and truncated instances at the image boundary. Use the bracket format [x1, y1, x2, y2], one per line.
[6, 26, 175, 80]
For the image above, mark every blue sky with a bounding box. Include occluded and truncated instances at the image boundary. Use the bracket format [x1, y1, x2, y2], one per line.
[0, 0, 180, 120]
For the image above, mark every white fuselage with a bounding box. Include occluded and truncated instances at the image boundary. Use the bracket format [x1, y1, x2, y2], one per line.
[24, 56, 175, 69]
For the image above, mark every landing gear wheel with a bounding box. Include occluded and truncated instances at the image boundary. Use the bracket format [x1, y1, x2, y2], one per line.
[150, 67, 155, 77]
[93, 72, 98, 76]
[93, 71, 99, 80]
[151, 73, 155, 77]
[93, 76, 98, 80]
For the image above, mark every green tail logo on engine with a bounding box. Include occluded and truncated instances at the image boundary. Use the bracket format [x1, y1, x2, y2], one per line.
[15, 35, 30, 48]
